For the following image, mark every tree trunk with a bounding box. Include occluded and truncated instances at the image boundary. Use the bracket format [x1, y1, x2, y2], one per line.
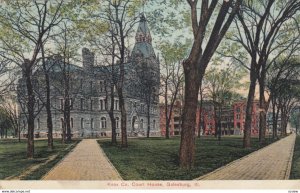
[218, 106, 222, 142]
[65, 99, 71, 142]
[42, 46, 53, 150]
[23, 60, 35, 158]
[281, 108, 288, 136]
[147, 103, 150, 138]
[5, 127, 7, 138]
[272, 99, 277, 139]
[258, 74, 266, 144]
[109, 111, 117, 145]
[179, 66, 199, 169]
[214, 104, 218, 137]
[65, 76, 71, 142]
[118, 89, 127, 148]
[18, 124, 21, 142]
[243, 68, 257, 148]
[109, 84, 117, 145]
[165, 81, 169, 139]
[274, 104, 280, 139]
[198, 87, 203, 138]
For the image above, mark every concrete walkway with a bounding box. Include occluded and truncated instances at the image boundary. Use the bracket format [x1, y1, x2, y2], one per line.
[43, 139, 122, 180]
[197, 134, 296, 180]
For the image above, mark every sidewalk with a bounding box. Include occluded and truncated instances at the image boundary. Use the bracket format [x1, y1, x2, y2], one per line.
[43, 139, 122, 180]
[196, 134, 296, 180]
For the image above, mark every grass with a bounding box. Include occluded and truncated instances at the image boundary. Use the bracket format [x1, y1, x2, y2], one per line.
[290, 136, 300, 179]
[0, 138, 79, 180]
[98, 136, 277, 180]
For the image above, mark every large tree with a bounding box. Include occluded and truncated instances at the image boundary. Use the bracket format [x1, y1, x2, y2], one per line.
[84, 0, 144, 147]
[204, 65, 244, 140]
[160, 42, 186, 139]
[178, 0, 242, 169]
[225, 0, 300, 147]
[267, 58, 300, 138]
[0, 0, 66, 158]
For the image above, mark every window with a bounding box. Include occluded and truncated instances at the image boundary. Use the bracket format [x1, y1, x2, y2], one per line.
[80, 98, 84, 110]
[81, 118, 84, 129]
[236, 114, 240, 120]
[140, 119, 144, 129]
[153, 120, 156, 130]
[100, 99, 104, 110]
[69, 99, 73, 110]
[91, 118, 94, 129]
[104, 99, 107, 110]
[100, 81, 104, 92]
[101, 117, 107, 129]
[116, 117, 119, 129]
[60, 99, 64, 110]
[90, 99, 93, 111]
[23, 120, 26, 130]
[61, 118, 64, 129]
[115, 100, 119, 110]
[71, 118, 74, 128]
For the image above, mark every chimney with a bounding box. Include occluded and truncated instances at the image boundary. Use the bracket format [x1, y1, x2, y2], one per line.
[82, 48, 95, 69]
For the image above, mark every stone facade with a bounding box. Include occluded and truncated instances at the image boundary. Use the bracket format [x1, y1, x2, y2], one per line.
[18, 15, 160, 138]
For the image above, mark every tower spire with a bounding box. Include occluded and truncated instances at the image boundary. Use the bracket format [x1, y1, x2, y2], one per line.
[135, 13, 152, 44]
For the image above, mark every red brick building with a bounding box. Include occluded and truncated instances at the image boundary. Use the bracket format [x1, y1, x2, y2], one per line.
[233, 100, 259, 135]
[160, 100, 260, 137]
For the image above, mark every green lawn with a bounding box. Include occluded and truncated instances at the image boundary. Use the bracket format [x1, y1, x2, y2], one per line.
[290, 136, 300, 179]
[0, 139, 79, 180]
[98, 136, 276, 180]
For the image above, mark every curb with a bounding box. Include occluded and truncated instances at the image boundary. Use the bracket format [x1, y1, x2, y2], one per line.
[284, 134, 296, 179]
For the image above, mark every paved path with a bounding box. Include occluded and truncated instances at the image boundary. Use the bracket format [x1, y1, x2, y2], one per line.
[197, 134, 296, 180]
[43, 139, 122, 180]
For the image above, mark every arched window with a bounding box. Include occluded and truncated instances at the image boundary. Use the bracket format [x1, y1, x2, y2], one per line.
[23, 120, 26, 130]
[153, 120, 156, 130]
[140, 119, 144, 129]
[91, 118, 94, 129]
[115, 100, 119, 110]
[81, 118, 84, 129]
[101, 117, 107, 129]
[116, 117, 119, 129]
